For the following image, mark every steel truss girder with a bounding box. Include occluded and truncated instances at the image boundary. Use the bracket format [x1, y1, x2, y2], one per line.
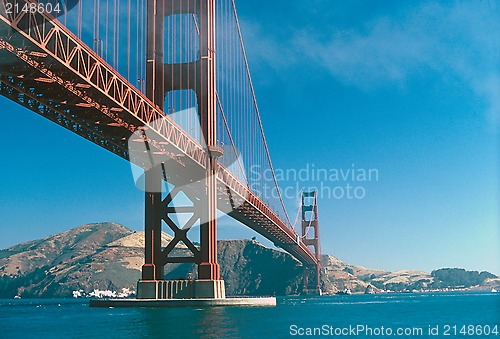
[0, 75, 129, 158]
[0, 0, 206, 168]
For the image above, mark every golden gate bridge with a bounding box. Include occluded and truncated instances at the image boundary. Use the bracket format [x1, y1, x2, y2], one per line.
[0, 0, 322, 303]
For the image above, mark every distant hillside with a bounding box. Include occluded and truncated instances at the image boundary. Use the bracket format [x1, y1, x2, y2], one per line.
[0, 223, 303, 297]
[0, 222, 137, 297]
[431, 268, 497, 288]
[0, 223, 498, 298]
[321, 255, 432, 293]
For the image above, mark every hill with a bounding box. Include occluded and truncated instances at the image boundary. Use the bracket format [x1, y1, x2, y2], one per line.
[0, 222, 303, 297]
[0, 222, 497, 297]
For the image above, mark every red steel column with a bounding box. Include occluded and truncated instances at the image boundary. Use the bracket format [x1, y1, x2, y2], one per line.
[197, 0, 220, 281]
[142, 165, 164, 280]
[142, 0, 165, 281]
[146, 0, 165, 110]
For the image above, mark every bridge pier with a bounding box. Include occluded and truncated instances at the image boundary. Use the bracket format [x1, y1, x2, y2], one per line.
[136, 163, 226, 300]
[137, 280, 225, 299]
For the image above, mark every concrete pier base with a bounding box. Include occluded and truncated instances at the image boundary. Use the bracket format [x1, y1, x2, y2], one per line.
[90, 279, 276, 307]
[137, 279, 226, 299]
[89, 296, 276, 308]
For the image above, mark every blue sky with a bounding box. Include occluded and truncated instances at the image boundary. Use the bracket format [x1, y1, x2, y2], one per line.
[0, 0, 498, 275]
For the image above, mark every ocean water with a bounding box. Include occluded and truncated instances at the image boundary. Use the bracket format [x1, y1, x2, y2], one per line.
[0, 292, 498, 338]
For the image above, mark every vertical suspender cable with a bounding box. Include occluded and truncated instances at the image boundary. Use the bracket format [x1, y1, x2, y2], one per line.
[127, 0, 131, 80]
[117, 0, 120, 71]
[93, 0, 97, 51]
[105, 0, 109, 61]
[180, 8, 183, 116]
[97, 0, 101, 56]
[113, 0, 117, 69]
[230, 0, 292, 226]
[135, 0, 139, 89]
[63, 0, 67, 27]
[141, 0, 145, 92]
[77, 0, 82, 39]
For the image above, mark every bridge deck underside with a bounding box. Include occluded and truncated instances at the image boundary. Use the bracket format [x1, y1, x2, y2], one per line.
[0, 17, 318, 267]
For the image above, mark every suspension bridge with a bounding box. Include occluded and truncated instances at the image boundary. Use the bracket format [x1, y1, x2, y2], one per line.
[0, 0, 322, 303]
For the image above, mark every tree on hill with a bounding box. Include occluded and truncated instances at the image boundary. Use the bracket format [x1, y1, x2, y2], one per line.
[430, 268, 497, 288]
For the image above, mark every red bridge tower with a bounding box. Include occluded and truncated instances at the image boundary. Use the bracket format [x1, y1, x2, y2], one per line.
[301, 190, 322, 295]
